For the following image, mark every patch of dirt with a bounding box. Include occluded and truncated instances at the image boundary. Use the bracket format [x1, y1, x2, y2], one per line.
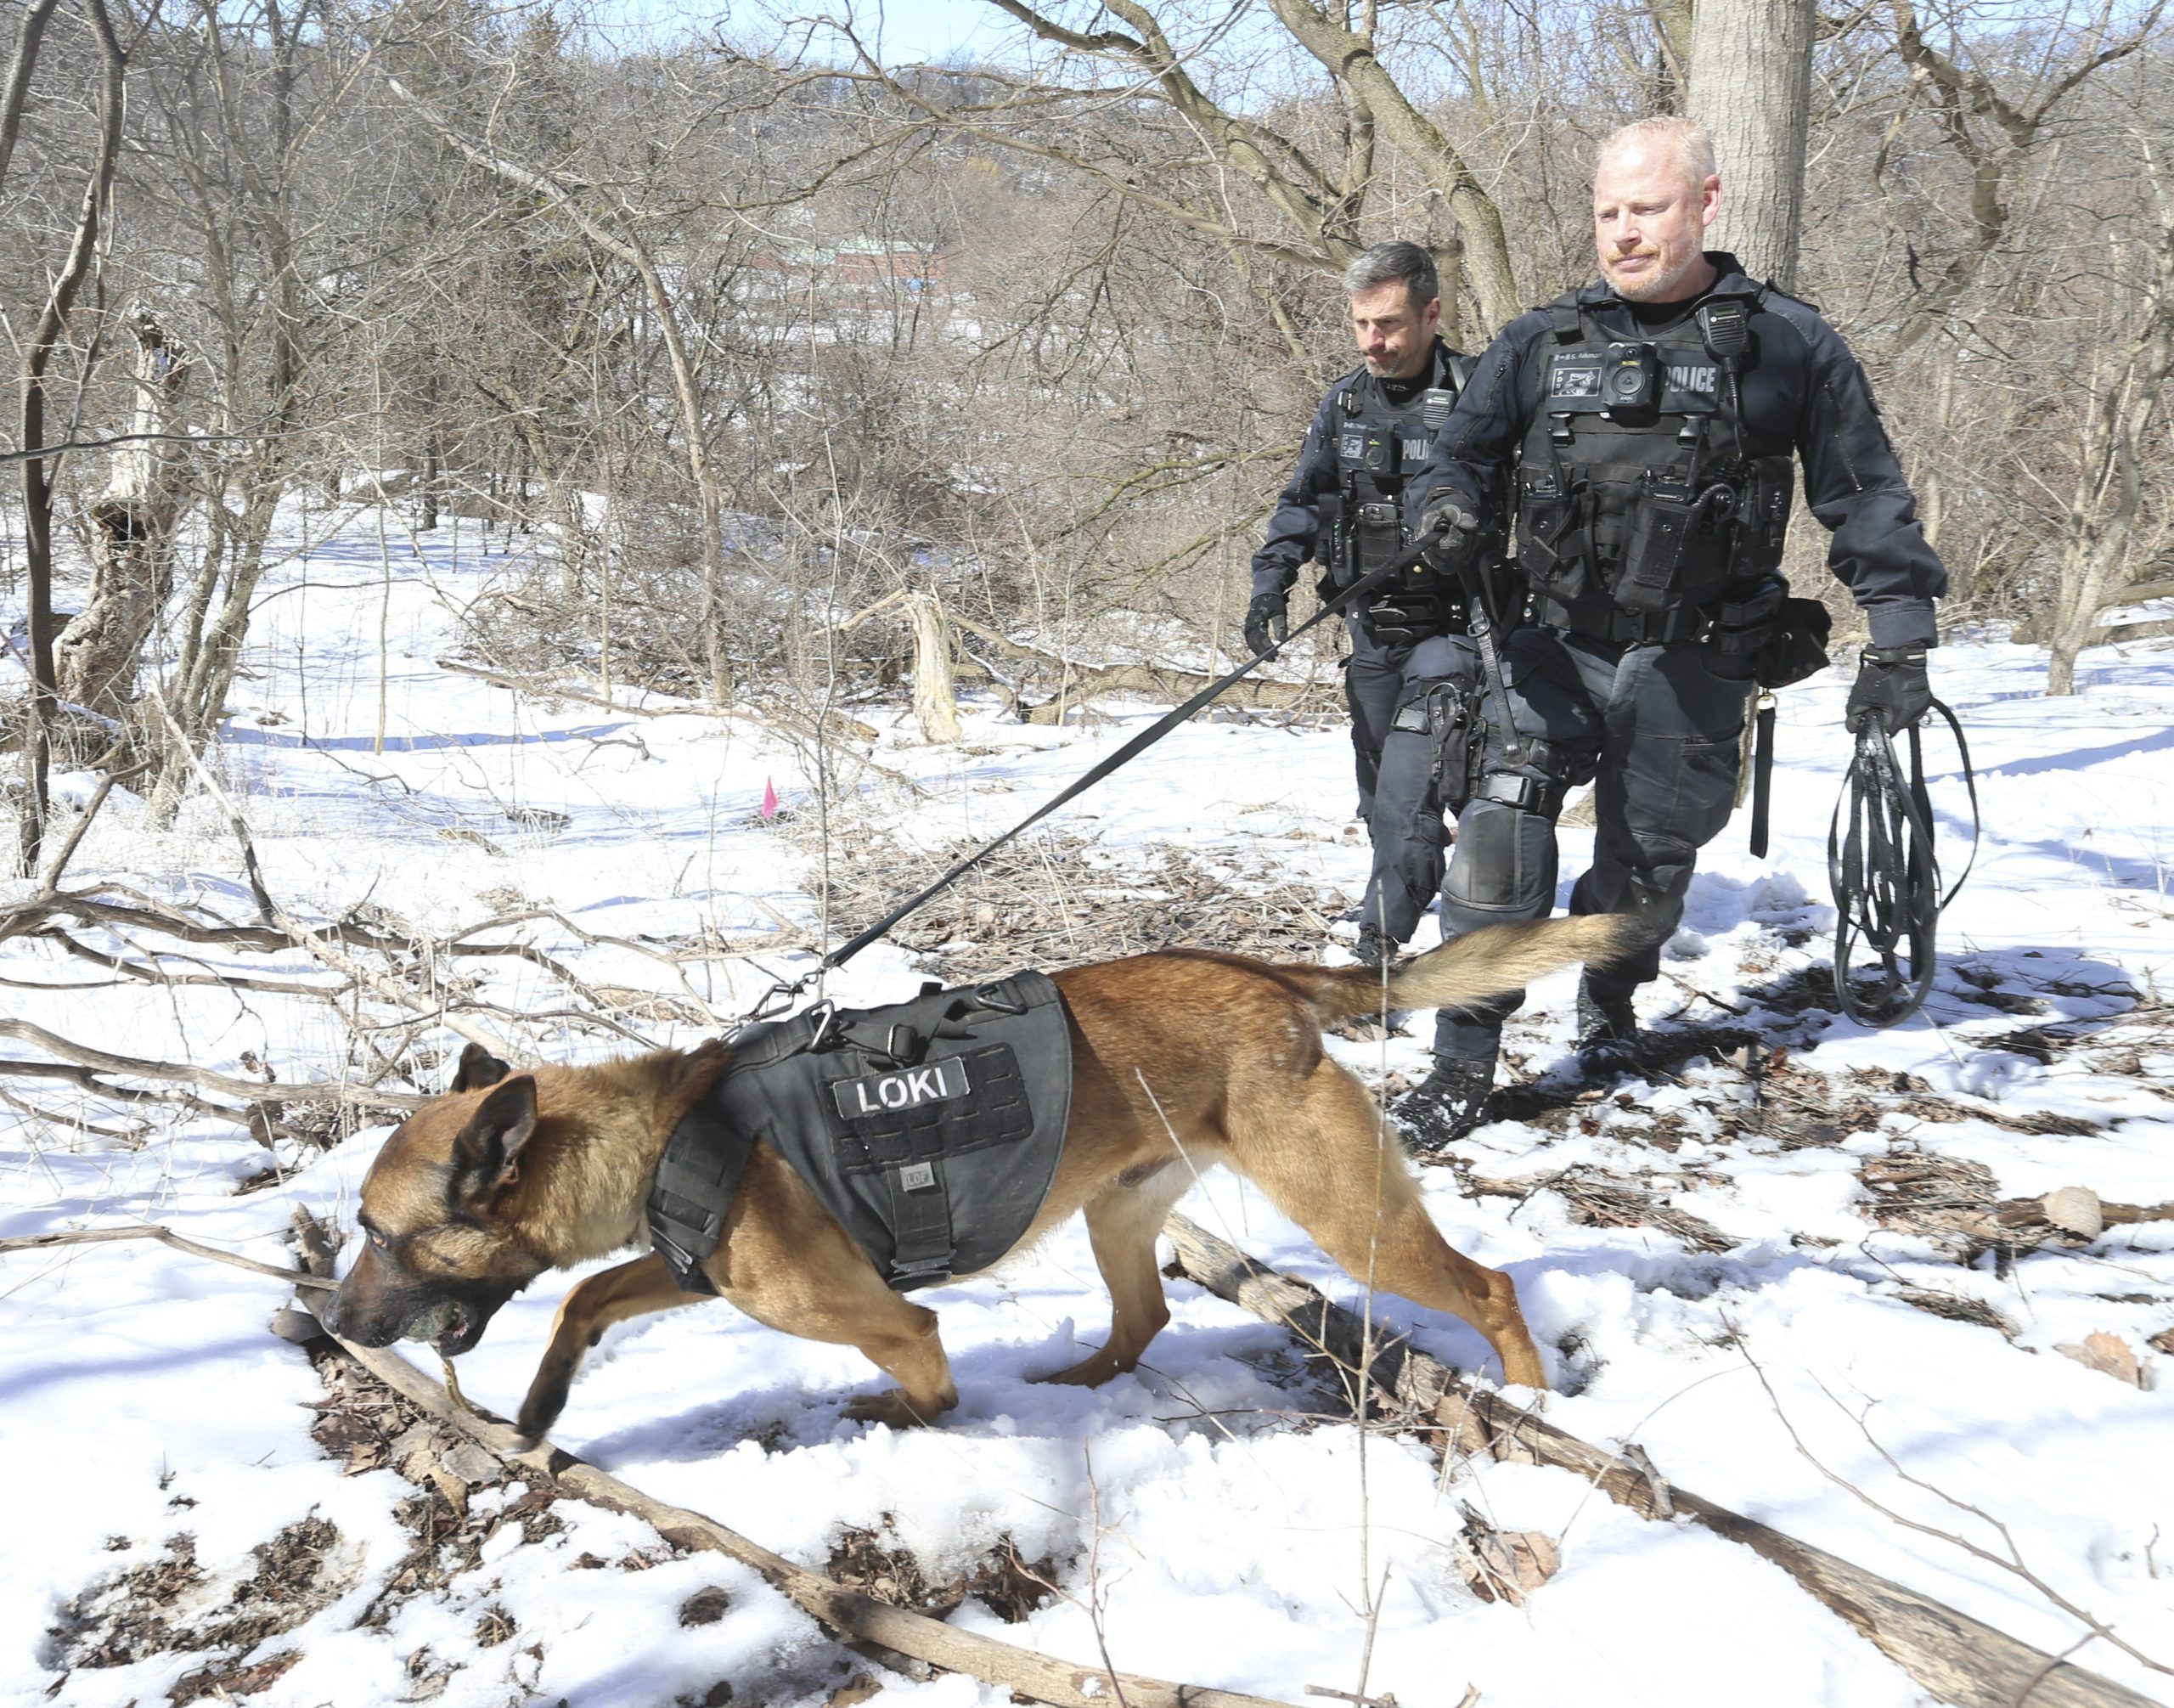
[309, 1356, 570, 1627]
[1855, 1149, 2129, 1261]
[1889, 1287, 2019, 1339]
[47, 1515, 354, 1693]
[1468, 1164, 1735, 1254]
[1858, 1151, 2003, 1239]
[171, 1649, 302, 1704]
[825, 1524, 1063, 1624]
[46, 1535, 205, 1671]
[807, 828, 1339, 982]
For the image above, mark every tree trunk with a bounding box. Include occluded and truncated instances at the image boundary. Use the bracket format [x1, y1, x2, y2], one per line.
[1687, 0, 1816, 289]
[56, 314, 193, 741]
[16, 0, 126, 873]
[2045, 214, 2174, 696]
[904, 590, 961, 743]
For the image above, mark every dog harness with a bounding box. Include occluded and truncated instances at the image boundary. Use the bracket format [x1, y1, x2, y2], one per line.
[646, 971, 1073, 1294]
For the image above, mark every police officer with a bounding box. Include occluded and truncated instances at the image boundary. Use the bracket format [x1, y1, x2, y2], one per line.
[1394, 116, 1945, 1147]
[1246, 242, 1485, 968]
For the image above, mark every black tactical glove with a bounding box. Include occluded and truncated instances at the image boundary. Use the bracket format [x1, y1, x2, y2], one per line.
[1417, 499, 1482, 575]
[1244, 590, 1289, 661]
[1845, 644, 1932, 735]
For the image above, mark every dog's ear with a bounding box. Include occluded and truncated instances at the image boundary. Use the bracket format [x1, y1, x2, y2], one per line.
[451, 1041, 513, 1093]
[450, 1074, 538, 1201]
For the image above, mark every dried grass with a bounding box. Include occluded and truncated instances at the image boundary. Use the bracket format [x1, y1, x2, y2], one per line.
[808, 827, 1341, 984]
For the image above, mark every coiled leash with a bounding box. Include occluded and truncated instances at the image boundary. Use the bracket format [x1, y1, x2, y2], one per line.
[1826, 700, 1977, 1026]
[739, 536, 1449, 1022]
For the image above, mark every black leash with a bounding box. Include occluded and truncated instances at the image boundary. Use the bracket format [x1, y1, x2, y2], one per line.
[1826, 699, 1977, 1027]
[1749, 691, 1777, 860]
[1460, 556, 1526, 770]
[741, 540, 1441, 1020]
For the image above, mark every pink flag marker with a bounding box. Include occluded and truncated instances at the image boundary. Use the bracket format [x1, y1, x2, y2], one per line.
[761, 777, 779, 820]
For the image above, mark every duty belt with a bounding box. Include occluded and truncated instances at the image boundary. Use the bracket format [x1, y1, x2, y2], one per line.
[1534, 595, 1709, 647]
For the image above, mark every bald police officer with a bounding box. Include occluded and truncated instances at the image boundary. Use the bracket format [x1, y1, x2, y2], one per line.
[1248, 242, 1486, 969]
[1394, 116, 1946, 1147]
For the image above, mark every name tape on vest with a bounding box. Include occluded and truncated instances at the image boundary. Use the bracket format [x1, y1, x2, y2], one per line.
[831, 1057, 973, 1121]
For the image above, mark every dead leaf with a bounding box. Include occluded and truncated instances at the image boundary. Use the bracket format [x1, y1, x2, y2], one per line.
[1455, 1513, 1560, 1606]
[2041, 1187, 2104, 1240]
[680, 1587, 731, 1626]
[2055, 1331, 2143, 1388]
[438, 1442, 500, 1485]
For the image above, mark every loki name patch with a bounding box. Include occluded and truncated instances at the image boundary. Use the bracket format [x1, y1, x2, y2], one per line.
[831, 1057, 972, 1121]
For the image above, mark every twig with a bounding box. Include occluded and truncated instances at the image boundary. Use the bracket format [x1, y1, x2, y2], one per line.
[1735, 1335, 2172, 1682]
[0, 1222, 335, 1288]
[35, 761, 142, 894]
[0, 1016, 425, 1112]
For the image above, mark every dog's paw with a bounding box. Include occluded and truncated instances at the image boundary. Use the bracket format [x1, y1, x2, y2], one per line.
[514, 1392, 566, 1447]
[1033, 1351, 1124, 1389]
[842, 1388, 938, 1429]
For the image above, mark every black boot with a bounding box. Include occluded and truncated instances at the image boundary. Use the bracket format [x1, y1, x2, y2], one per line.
[1574, 978, 1640, 1076]
[1355, 923, 1394, 971]
[1392, 1056, 1495, 1153]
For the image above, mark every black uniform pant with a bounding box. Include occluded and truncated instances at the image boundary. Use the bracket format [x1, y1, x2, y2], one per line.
[1431, 624, 1753, 1062]
[1345, 616, 1482, 944]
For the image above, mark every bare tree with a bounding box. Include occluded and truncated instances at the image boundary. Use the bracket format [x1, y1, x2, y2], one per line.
[2040, 132, 2174, 694]
[1870, 0, 2168, 355]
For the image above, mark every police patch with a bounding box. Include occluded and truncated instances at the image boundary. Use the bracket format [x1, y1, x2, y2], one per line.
[1549, 353, 1602, 398]
[1660, 353, 1721, 408]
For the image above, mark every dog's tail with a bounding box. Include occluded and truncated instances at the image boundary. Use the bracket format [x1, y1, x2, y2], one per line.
[1297, 915, 1643, 1025]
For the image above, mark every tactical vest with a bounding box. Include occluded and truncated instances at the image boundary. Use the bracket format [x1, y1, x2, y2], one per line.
[1322, 358, 1466, 597]
[647, 972, 1073, 1295]
[1515, 289, 1793, 615]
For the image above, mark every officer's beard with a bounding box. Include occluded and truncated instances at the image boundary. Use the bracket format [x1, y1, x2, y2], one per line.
[1604, 245, 1695, 302]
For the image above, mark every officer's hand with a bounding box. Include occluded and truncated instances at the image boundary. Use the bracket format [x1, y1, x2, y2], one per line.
[1244, 590, 1289, 661]
[1418, 499, 1481, 574]
[1845, 645, 1932, 735]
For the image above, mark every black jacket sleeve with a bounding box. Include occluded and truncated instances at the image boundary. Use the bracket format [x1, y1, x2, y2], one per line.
[1249, 386, 1344, 599]
[1400, 314, 1546, 538]
[1769, 300, 1947, 648]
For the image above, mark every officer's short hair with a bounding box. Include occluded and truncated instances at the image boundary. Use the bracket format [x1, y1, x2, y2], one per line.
[1597, 116, 1718, 190]
[1343, 241, 1439, 312]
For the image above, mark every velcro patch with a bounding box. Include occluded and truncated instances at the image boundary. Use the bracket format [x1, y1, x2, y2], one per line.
[1549, 352, 1602, 399]
[831, 1057, 972, 1121]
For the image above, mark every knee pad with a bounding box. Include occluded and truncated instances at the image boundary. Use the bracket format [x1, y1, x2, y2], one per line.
[1443, 798, 1557, 917]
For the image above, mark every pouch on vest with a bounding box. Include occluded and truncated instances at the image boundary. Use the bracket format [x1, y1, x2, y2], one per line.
[1614, 477, 1698, 612]
[1518, 479, 1591, 601]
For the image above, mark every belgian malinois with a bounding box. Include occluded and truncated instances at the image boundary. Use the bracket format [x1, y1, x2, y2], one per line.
[320, 916, 1630, 1440]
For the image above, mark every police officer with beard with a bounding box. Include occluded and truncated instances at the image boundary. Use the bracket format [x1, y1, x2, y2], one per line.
[1247, 242, 1485, 970]
[1394, 116, 1946, 1147]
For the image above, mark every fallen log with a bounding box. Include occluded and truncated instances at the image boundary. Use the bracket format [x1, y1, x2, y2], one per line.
[1163, 1214, 2158, 1708]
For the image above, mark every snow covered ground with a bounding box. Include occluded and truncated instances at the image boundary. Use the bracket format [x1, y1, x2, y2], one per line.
[3, 507, 2171, 1708]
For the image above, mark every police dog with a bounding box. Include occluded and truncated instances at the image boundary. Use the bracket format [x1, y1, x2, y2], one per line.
[320, 916, 1630, 1440]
